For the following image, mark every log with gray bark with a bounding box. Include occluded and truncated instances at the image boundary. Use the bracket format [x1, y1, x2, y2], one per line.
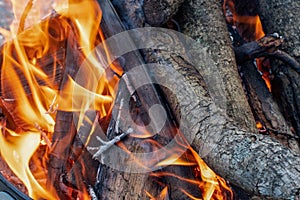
[95, 0, 300, 199]
[1, 0, 300, 199]
[175, 0, 300, 197]
[150, 50, 300, 199]
[93, 0, 215, 199]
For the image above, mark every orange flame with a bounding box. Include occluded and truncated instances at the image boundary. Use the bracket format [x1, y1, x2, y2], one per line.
[223, 0, 271, 91]
[122, 128, 233, 199]
[1, 1, 232, 199]
[145, 186, 169, 200]
[0, 0, 119, 199]
[256, 121, 263, 129]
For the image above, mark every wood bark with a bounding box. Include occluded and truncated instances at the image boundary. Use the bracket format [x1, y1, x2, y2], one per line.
[231, 29, 299, 149]
[94, 1, 209, 199]
[111, 0, 145, 29]
[109, 0, 256, 132]
[0, 0, 299, 199]
[150, 0, 300, 198]
[258, 0, 300, 137]
[143, 0, 185, 26]
[238, 61, 299, 152]
[137, 0, 300, 198]
[111, 0, 184, 28]
[150, 51, 300, 199]
[258, 0, 300, 63]
[95, 0, 300, 199]
[177, 0, 256, 132]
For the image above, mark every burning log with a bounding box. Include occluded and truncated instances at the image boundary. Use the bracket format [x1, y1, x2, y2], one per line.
[177, 0, 258, 132]
[105, 0, 300, 198]
[47, 28, 98, 198]
[150, 51, 300, 199]
[93, 0, 232, 199]
[175, 0, 300, 198]
[110, 0, 256, 131]
[257, 0, 300, 137]
[227, 0, 300, 138]
[0, 0, 300, 199]
[232, 33, 299, 147]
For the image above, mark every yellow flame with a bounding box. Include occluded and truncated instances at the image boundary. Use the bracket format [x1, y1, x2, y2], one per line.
[0, 0, 119, 199]
[0, 128, 55, 199]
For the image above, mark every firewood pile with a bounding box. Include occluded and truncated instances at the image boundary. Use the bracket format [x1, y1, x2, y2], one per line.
[0, 0, 299, 199]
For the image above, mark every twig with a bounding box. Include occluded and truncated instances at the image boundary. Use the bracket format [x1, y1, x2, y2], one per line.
[88, 128, 133, 159]
[234, 34, 300, 73]
[267, 50, 300, 73]
[88, 185, 98, 200]
[45, 95, 58, 114]
[234, 34, 284, 63]
[34, 123, 52, 148]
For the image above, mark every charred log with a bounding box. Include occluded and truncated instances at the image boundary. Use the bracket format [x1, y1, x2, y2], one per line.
[148, 0, 300, 198]
[111, 0, 184, 29]
[149, 48, 300, 199]
[238, 61, 299, 152]
[271, 64, 300, 138]
[47, 20, 98, 199]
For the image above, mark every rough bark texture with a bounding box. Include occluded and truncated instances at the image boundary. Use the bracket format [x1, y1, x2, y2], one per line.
[94, 82, 167, 200]
[230, 34, 299, 151]
[141, 0, 300, 198]
[259, 0, 300, 63]
[94, 1, 202, 199]
[111, 0, 185, 28]
[239, 61, 299, 152]
[111, 0, 145, 29]
[258, 0, 300, 138]
[143, 0, 185, 26]
[271, 64, 300, 137]
[177, 0, 257, 132]
[96, 0, 300, 199]
[148, 49, 300, 199]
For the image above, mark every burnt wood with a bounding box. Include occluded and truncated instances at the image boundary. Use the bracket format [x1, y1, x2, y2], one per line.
[47, 21, 98, 199]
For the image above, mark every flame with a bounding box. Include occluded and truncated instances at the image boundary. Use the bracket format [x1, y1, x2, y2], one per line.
[149, 145, 232, 199]
[256, 121, 263, 129]
[0, 0, 232, 199]
[123, 128, 233, 199]
[145, 186, 169, 200]
[223, 0, 271, 91]
[223, 0, 265, 41]
[0, 0, 119, 199]
[0, 128, 55, 199]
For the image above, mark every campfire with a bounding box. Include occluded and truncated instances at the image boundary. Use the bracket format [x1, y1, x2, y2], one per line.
[0, 0, 299, 199]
